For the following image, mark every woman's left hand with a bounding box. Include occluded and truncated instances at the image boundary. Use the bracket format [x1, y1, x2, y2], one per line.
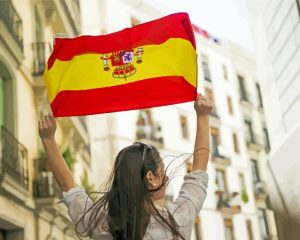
[194, 93, 213, 116]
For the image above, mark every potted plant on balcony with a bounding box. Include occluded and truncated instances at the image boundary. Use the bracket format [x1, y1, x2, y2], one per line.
[62, 147, 75, 172]
[241, 189, 249, 204]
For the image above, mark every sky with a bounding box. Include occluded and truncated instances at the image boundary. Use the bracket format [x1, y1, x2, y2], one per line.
[144, 0, 254, 50]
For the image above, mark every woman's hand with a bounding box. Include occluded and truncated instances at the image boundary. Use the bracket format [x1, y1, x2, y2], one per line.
[38, 113, 57, 141]
[194, 93, 213, 117]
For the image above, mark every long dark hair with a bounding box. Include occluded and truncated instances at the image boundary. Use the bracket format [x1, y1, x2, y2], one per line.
[75, 142, 186, 240]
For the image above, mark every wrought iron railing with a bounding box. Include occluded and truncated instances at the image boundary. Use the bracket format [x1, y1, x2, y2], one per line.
[32, 42, 48, 76]
[33, 169, 62, 199]
[0, 126, 29, 190]
[0, 1, 23, 50]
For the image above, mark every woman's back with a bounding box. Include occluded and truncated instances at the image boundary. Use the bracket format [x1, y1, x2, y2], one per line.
[64, 169, 208, 240]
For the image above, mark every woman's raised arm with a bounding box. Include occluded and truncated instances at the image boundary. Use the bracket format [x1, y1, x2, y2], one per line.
[38, 113, 75, 192]
[192, 93, 213, 171]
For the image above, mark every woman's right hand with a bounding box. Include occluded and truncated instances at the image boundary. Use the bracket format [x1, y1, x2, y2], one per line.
[38, 113, 57, 141]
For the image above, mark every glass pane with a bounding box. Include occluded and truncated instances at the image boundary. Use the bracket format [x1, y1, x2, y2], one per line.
[225, 227, 234, 240]
[258, 209, 269, 237]
[251, 160, 260, 183]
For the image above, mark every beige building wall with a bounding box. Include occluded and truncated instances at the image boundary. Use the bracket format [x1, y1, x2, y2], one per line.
[0, 0, 85, 239]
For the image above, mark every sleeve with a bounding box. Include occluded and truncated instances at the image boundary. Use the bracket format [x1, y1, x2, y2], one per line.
[63, 187, 107, 237]
[168, 169, 208, 237]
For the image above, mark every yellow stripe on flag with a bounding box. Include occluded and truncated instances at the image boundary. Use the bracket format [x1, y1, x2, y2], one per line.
[44, 38, 197, 102]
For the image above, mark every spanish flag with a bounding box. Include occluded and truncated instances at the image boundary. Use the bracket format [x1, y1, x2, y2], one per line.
[43, 13, 198, 117]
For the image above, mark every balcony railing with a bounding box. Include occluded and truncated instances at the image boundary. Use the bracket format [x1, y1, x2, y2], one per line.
[254, 181, 268, 199]
[136, 124, 164, 148]
[216, 191, 241, 215]
[212, 150, 231, 166]
[0, 126, 29, 190]
[33, 171, 62, 199]
[0, 1, 23, 50]
[32, 42, 49, 76]
[246, 133, 265, 151]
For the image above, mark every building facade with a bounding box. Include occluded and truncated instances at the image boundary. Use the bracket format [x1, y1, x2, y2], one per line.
[82, 0, 277, 239]
[228, 42, 278, 240]
[0, 0, 91, 239]
[247, 0, 300, 239]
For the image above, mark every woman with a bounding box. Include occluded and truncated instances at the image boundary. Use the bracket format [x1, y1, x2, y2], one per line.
[38, 93, 212, 239]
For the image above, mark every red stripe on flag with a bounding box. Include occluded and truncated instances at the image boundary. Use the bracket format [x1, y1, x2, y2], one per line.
[47, 13, 195, 70]
[51, 76, 197, 117]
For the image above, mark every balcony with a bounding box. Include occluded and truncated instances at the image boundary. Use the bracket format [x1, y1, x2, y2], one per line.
[0, 1, 24, 62]
[0, 126, 29, 201]
[32, 42, 50, 77]
[33, 162, 72, 228]
[33, 156, 63, 202]
[246, 134, 265, 152]
[136, 125, 164, 149]
[254, 181, 268, 200]
[0, 1, 23, 50]
[42, 0, 81, 35]
[240, 91, 254, 109]
[211, 151, 231, 166]
[136, 116, 164, 149]
[33, 171, 61, 199]
[216, 191, 241, 215]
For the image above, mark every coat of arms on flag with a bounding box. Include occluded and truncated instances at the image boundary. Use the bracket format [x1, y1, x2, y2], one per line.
[101, 47, 144, 79]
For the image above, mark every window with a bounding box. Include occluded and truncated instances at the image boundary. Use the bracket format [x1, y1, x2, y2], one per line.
[246, 220, 254, 240]
[263, 128, 271, 152]
[205, 87, 218, 116]
[136, 109, 164, 144]
[205, 87, 213, 100]
[32, 6, 46, 76]
[239, 173, 246, 190]
[222, 65, 228, 80]
[0, 229, 5, 240]
[216, 169, 227, 192]
[131, 17, 140, 26]
[224, 219, 235, 240]
[227, 96, 233, 114]
[201, 54, 211, 81]
[180, 115, 189, 139]
[238, 75, 248, 101]
[0, 228, 24, 240]
[244, 120, 254, 143]
[136, 109, 153, 140]
[256, 83, 264, 108]
[211, 127, 221, 155]
[232, 133, 240, 153]
[251, 159, 260, 184]
[258, 208, 270, 239]
[194, 216, 202, 240]
[0, 62, 14, 133]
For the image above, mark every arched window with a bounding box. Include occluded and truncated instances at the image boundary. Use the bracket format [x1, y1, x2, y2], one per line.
[0, 61, 15, 133]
